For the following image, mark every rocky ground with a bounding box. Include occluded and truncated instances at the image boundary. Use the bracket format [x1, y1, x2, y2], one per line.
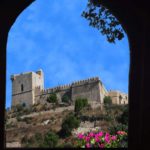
[5, 103, 125, 148]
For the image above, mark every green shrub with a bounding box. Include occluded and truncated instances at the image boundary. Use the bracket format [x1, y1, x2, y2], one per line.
[104, 96, 112, 105]
[5, 123, 13, 129]
[15, 104, 24, 112]
[62, 95, 70, 103]
[16, 116, 23, 122]
[34, 133, 42, 142]
[34, 133, 44, 146]
[61, 113, 80, 137]
[117, 105, 128, 125]
[43, 131, 59, 148]
[74, 98, 88, 113]
[47, 93, 58, 104]
[109, 124, 128, 135]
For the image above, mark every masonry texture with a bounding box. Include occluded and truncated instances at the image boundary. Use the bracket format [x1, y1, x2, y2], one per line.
[11, 69, 128, 107]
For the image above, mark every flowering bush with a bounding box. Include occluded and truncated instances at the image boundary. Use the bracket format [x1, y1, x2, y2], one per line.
[75, 130, 127, 148]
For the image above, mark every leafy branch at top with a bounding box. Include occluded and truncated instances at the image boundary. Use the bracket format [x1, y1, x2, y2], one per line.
[81, 0, 124, 43]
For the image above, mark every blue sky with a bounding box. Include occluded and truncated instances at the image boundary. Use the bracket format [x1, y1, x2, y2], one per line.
[6, 0, 129, 108]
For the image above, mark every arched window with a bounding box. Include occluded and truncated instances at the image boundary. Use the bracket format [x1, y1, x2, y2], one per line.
[21, 84, 24, 92]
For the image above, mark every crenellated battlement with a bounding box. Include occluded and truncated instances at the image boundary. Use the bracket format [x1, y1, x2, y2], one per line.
[41, 84, 71, 95]
[72, 77, 100, 86]
[37, 76, 100, 95]
[35, 86, 41, 89]
[11, 69, 128, 107]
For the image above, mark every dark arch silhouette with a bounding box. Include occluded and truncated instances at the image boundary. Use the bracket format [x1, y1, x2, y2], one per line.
[0, 0, 150, 149]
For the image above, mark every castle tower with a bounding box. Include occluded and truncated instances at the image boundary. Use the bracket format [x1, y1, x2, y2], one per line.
[11, 69, 44, 107]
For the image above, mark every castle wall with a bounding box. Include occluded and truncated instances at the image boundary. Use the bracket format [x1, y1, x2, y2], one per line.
[35, 77, 108, 105]
[108, 91, 128, 104]
[11, 70, 44, 107]
[12, 91, 34, 107]
[11, 72, 34, 107]
[35, 85, 71, 104]
[32, 70, 44, 89]
[11, 69, 128, 108]
[99, 82, 108, 103]
[71, 77, 103, 104]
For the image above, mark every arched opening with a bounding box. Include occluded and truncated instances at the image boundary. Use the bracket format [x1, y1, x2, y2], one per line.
[1, 1, 150, 149]
[2, 0, 134, 149]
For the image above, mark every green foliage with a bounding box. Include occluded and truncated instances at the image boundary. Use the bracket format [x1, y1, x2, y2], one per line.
[117, 105, 128, 125]
[5, 122, 13, 129]
[16, 116, 23, 122]
[15, 104, 24, 112]
[109, 124, 128, 135]
[81, 0, 124, 43]
[75, 130, 127, 148]
[22, 131, 59, 148]
[47, 93, 58, 103]
[43, 131, 59, 148]
[61, 113, 80, 137]
[34, 133, 42, 143]
[62, 95, 70, 103]
[75, 98, 88, 113]
[104, 96, 112, 105]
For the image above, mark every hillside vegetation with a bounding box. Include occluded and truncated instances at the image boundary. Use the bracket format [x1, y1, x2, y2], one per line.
[5, 98, 128, 148]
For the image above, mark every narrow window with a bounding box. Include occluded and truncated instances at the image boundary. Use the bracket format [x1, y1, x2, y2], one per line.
[119, 95, 122, 104]
[22, 102, 26, 107]
[21, 84, 24, 92]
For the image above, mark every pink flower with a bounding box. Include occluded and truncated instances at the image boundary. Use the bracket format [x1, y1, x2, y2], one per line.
[111, 135, 117, 141]
[104, 133, 111, 143]
[99, 143, 105, 148]
[105, 133, 110, 137]
[78, 133, 84, 139]
[94, 134, 101, 142]
[98, 131, 103, 137]
[86, 143, 91, 148]
[88, 132, 94, 137]
[85, 136, 90, 142]
[95, 136, 100, 142]
[117, 131, 127, 135]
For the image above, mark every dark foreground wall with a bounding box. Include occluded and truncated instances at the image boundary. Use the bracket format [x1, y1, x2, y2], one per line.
[1, 0, 150, 149]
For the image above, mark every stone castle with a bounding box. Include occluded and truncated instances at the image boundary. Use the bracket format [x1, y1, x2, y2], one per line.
[11, 69, 128, 107]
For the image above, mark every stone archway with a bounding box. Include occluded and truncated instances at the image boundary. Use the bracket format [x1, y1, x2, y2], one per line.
[0, 0, 150, 149]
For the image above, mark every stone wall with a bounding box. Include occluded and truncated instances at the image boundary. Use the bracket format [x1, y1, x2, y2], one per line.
[11, 69, 128, 107]
[11, 72, 34, 107]
[35, 87, 71, 104]
[32, 70, 44, 90]
[108, 90, 128, 104]
[34, 77, 107, 105]
[71, 78, 101, 103]
[12, 91, 34, 107]
[99, 82, 108, 103]
[11, 70, 44, 107]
